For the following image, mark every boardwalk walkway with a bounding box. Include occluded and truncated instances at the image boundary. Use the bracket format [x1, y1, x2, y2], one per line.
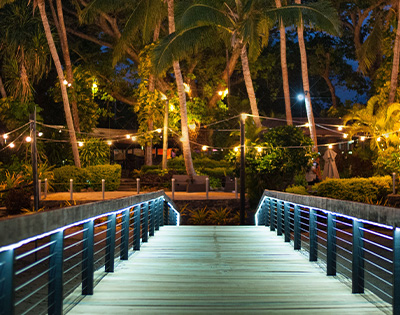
[68, 226, 385, 314]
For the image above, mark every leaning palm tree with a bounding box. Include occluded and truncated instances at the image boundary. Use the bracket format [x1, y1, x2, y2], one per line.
[153, 0, 340, 130]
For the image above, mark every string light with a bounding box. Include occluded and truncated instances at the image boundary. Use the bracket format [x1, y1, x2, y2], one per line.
[234, 147, 239, 152]
[343, 133, 348, 139]
[338, 126, 343, 131]
[360, 136, 366, 141]
[38, 132, 43, 137]
[189, 123, 196, 130]
[25, 136, 32, 142]
[63, 79, 68, 85]
[3, 134, 8, 139]
[328, 144, 333, 149]
[170, 104, 175, 111]
[126, 134, 131, 139]
[156, 128, 162, 133]
[78, 141, 84, 147]
[377, 137, 381, 142]
[202, 145, 208, 151]
[9, 143, 15, 148]
[131, 136, 137, 141]
[107, 140, 112, 146]
[257, 147, 262, 153]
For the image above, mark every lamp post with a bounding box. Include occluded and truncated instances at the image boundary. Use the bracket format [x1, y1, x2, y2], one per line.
[30, 107, 39, 211]
[240, 114, 246, 225]
[161, 94, 169, 170]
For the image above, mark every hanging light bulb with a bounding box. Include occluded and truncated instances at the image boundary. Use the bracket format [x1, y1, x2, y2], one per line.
[25, 136, 32, 142]
[338, 126, 343, 131]
[63, 79, 68, 85]
[38, 132, 43, 137]
[234, 147, 239, 152]
[107, 140, 112, 146]
[156, 128, 162, 133]
[189, 123, 196, 130]
[257, 147, 262, 153]
[9, 143, 15, 148]
[360, 136, 366, 141]
[131, 136, 137, 141]
[377, 137, 381, 142]
[343, 133, 348, 139]
[2, 134, 8, 139]
[78, 141, 84, 147]
[328, 144, 333, 149]
[126, 134, 131, 139]
[202, 145, 208, 151]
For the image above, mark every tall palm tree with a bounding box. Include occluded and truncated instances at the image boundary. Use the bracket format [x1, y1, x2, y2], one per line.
[36, 0, 81, 167]
[167, 0, 196, 177]
[153, 0, 339, 130]
[275, 0, 292, 125]
[389, 0, 400, 104]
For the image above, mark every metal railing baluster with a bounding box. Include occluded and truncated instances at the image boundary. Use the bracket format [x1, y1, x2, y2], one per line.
[294, 205, 301, 250]
[284, 202, 290, 242]
[149, 201, 155, 237]
[105, 214, 116, 272]
[352, 219, 364, 293]
[266, 198, 270, 227]
[309, 208, 317, 262]
[277, 201, 282, 236]
[270, 198, 275, 232]
[0, 248, 15, 314]
[82, 220, 94, 295]
[393, 227, 400, 314]
[121, 209, 130, 260]
[48, 230, 64, 315]
[133, 205, 141, 251]
[327, 213, 336, 276]
[142, 203, 149, 243]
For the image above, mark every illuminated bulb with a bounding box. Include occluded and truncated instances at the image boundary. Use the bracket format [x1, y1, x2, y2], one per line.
[189, 123, 196, 130]
[304, 123, 310, 128]
[59, 129, 62, 133]
[183, 83, 190, 93]
[384, 133, 389, 138]
[126, 134, 131, 139]
[218, 91, 223, 96]
[338, 126, 343, 131]
[328, 144, 333, 149]
[68, 83, 71, 87]
[63, 79, 68, 85]
[78, 141, 84, 147]
[92, 82, 98, 88]
[234, 147, 239, 152]
[257, 147, 262, 153]
[131, 136, 137, 141]
[9, 143, 15, 148]
[297, 94, 305, 101]
[377, 137, 381, 142]
[241, 113, 247, 121]
[3, 134, 8, 139]
[202, 145, 208, 151]
[360, 136, 365, 141]
[156, 128, 162, 133]
[107, 140, 112, 146]
[343, 133, 348, 139]
[169, 104, 175, 111]
[38, 132, 43, 137]
[26, 136, 32, 142]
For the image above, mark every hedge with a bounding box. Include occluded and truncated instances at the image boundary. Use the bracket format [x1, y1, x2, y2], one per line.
[313, 176, 392, 203]
[53, 164, 121, 192]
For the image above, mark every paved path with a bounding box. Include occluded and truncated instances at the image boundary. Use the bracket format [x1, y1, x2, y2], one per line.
[68, 226, 387, 314]
[44, 191, 239, 201]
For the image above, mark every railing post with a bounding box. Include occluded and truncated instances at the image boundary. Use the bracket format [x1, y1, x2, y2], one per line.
[352, 219, 364, 293]
[155, 198, 161, 230]
[142, 203, 149, 242]
[70, 178, 73, 201]
[235, 177, 238, 199]
[393, 172, 396, 195]
[48, 230, 64, 315]
[164, 201, 169, 225]
[38, 179, 42, 200]
[102, 179, 105, 200]
[277, 201, 282, 236]
[309, 208, 317, 262]
[206, 177, 209, 200]
[327, 213, 337, 276]
[294, 205, 301, 250]
[149, 201, 155, 237]
[284, 202, 290, 242]
[393, 226, 400, 314]
[262, 199, 268, 227]
[136, 178, 140, 194]
[171, 178, 175, 200]
[133, 205, 141, 250]
[82, 220, 94, 295]
[120, 209, 130, 260]
[105, 213, 116, 272]
[270, 198, 275, 232]
[159, 198, 164, 227]
[0, 249, 15, 314]
[44, 178, 48, 199]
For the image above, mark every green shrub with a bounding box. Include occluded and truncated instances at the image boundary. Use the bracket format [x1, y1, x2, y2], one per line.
[285, 185, 309, 195]
[53, 166, 89, 191]
[313, 176, 391, 203]
[86, 164, 121, 191]
[4, 188, 32, 214]
[53, 164, 121, 191]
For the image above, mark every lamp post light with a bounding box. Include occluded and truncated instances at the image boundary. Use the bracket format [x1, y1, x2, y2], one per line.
[30, 107, 39, 212]
[240, 113, 246, 225]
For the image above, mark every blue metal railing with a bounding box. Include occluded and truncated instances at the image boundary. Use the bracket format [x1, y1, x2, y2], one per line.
[0, 192, 179, 315]
[255, 191, 398, 315]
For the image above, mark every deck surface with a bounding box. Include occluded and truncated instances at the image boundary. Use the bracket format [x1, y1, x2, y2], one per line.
[68, 226, 386, 314]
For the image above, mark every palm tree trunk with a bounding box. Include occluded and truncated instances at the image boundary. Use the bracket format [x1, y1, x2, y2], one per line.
[240, 45, 262, 128]
[167, 0, 196, 178]
[295, 0, 317, 151]
[53, 0, 81, 132]
[37, 0, 81, 167]
[275, 0, 292, 125]
[0, 76, 6, 98]
[389, 0, 400, 104]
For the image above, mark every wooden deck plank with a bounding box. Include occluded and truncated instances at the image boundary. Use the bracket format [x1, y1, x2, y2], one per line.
[68, 226, 388, 314]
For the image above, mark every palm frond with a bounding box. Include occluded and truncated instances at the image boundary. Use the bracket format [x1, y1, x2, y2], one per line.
[152, 25, 227, 74]
[80, 0, 131, 24]
[178, 3, 234, 31]
[264, 1, 340, 36]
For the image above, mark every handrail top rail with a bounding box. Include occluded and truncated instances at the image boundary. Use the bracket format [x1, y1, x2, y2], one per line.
[0, 190, 176, 248]
[257, 190, 400, 227]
